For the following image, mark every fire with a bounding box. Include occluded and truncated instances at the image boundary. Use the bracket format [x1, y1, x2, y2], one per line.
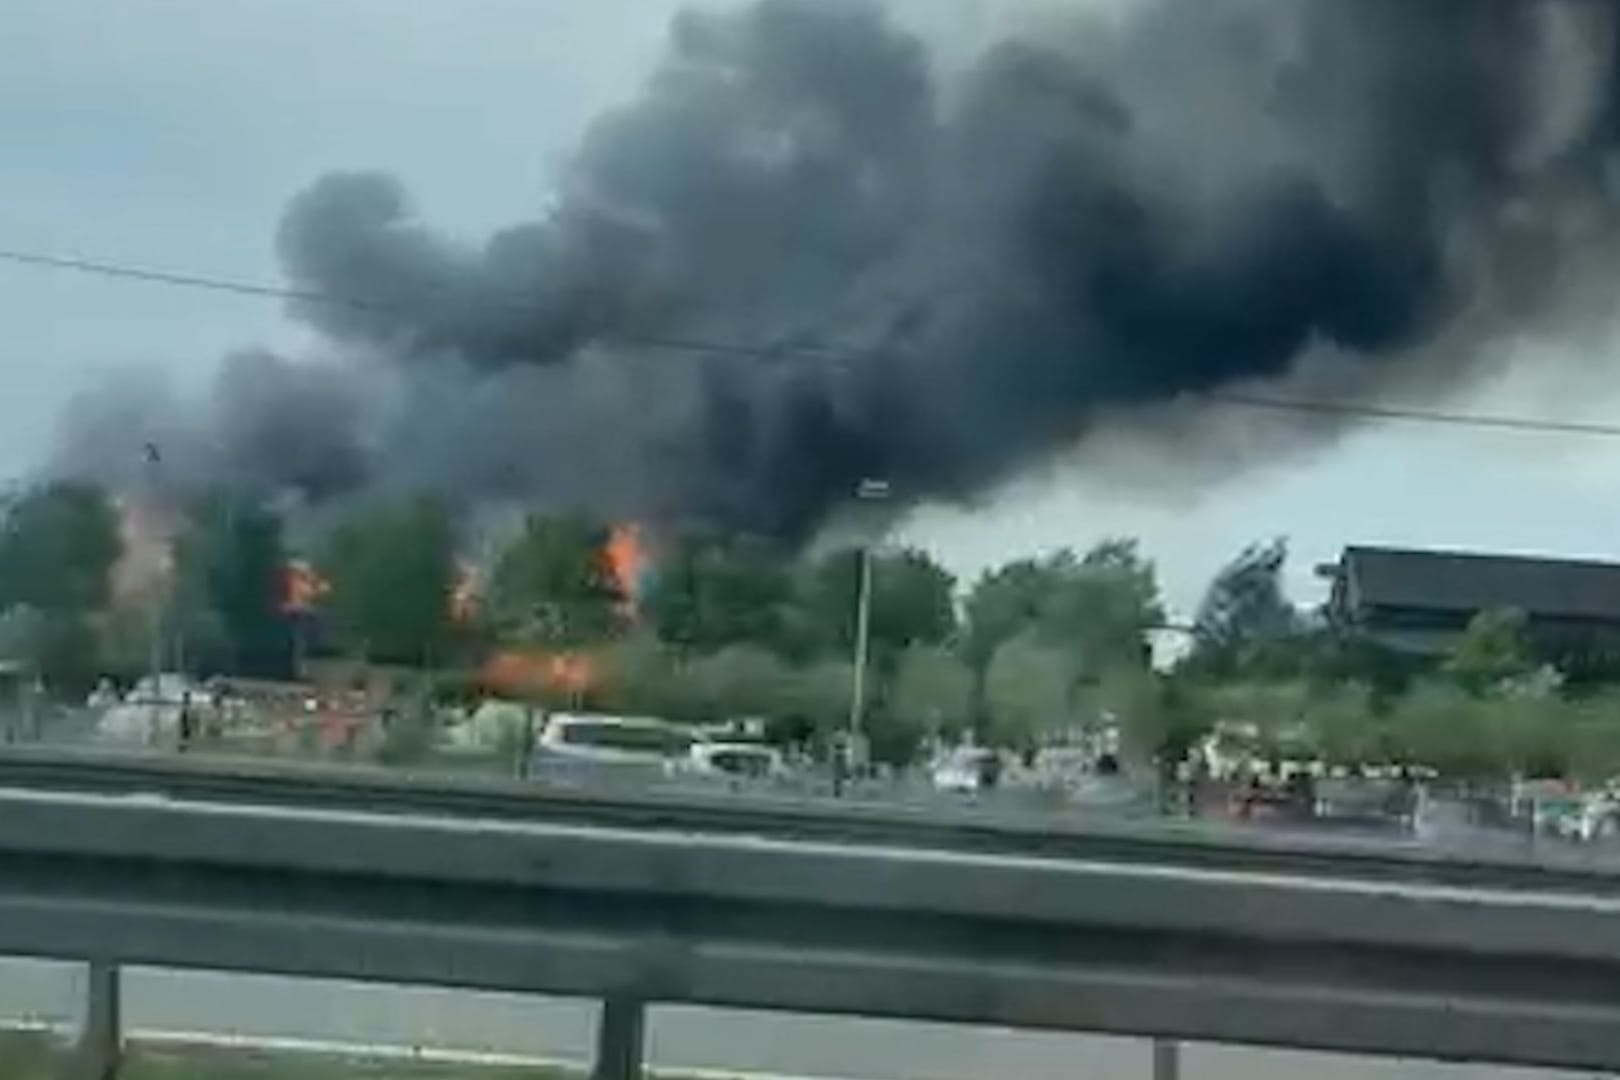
[480, 649, 595, 699]
[281, 559, 330, 615]
[605, 523, 648, 616]
[280, 559, 479, 622]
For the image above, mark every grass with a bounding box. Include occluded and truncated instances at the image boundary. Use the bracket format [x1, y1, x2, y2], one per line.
[0, 1031, 733, 1080]
[124, 1044, 571, 1080]
[0, 1032, 569, 1080]
[0, 1030, 56, 1079]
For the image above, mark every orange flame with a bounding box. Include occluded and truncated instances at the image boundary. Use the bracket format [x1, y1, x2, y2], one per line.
[281, 559, 330, 615]
[281, 560, 478, 622]
[605, 524, 646, 617]
[480, 649, 595, 699]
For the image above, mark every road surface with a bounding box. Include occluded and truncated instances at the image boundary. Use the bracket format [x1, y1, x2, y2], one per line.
[0, 958, 1603, 1080]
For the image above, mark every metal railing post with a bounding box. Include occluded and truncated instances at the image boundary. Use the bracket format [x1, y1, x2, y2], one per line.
[1152, 1037, 1180, 1080]
[591, 997, 646, 1080]
[75, 960, 121, 1080]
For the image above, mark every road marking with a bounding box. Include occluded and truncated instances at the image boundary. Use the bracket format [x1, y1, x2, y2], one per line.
[1, 1018, 829, 1080]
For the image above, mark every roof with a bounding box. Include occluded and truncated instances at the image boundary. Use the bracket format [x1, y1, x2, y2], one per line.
[1341, 546, 1620, 623]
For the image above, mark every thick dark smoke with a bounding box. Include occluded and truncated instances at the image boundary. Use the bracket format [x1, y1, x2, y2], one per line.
[54, 0, 1620, 538]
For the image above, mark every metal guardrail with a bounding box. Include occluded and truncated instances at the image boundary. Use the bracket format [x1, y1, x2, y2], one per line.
[6, 781, 1620, 1078]
[1, 745, 1616, 890]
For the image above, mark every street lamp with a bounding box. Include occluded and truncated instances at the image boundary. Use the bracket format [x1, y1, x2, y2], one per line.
[846, 478, 891, 772]
[142, 443, 167, 695]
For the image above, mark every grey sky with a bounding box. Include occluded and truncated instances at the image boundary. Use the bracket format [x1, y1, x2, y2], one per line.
[7, 0, 1620, 617]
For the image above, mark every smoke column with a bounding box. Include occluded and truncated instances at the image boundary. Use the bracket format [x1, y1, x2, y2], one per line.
[52, 0, 1620, 540]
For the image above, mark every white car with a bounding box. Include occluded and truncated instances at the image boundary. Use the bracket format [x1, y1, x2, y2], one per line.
[686, 741, 787, 780]
[96, 701, 178, 745]
[1541, 793, 1618, 843]
[529, 713, 701, 780]
[931, 748, 998, 793]
[126, 673, 207, 706]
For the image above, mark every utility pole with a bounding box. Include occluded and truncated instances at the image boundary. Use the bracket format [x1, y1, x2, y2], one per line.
[143, 443, 167, 705]
[848, 545, 875, 744]
[843, 478, 890, 789]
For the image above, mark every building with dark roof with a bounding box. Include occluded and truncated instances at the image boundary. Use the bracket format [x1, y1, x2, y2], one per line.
[1319, 546, 1620, 666]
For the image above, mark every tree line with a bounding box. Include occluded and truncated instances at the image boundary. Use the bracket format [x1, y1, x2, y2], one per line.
[0, 483, 1175, 763]
[6, 480, 1620, 777]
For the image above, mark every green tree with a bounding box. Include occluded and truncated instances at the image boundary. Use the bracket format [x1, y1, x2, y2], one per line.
[1443, 608, 1534, 696]
[598, 633, 694, 719]
[0, 606, 97, 694]
[801, 546, 957, 663]
[1088, 666, 1162, 763]
[0, 482, 121, 690]
[0, 482, 120, 615]
[1162, 675, 1215, 760]
[1299, 683, 1388, 766]
[1489, 691, 1572, 779]
[982, 632, 1075, 752]
[486, 514, 623, 649]
[172, 494, 292, 677]
[1388, 681, 1497, 776]
[93, 604, 156, 680]
[1284, 626, 1416, 701]
[1095, 668, 1212, 765]
[1189, 539, 1299, 677]
[788, 659, 856, 741]
[1037, 540, 1164, 673]
[962, 558, 1051, 672]
[964, 540, 1163, 676]
[321, 497, 454, 666]
[603, 639, 803, 730]
[890, 643, 973, 742]
[1563, 693, 1620, 783]
[1202, 680, 1313, 755]
[646, 529, 799, 656]
[690, 644, 797, 722]
[858, 697, 923, 767]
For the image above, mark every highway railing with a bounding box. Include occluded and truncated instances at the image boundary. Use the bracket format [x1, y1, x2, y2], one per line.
[3, 745, 1616, 889]
[6, 775, 1620, 1078]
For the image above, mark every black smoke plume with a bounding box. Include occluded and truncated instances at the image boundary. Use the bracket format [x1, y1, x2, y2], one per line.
[55, 0, 1620, 538]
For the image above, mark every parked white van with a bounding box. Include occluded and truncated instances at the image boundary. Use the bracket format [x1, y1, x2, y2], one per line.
[686, 741, 787, 780]
[530, 713, 700, 779]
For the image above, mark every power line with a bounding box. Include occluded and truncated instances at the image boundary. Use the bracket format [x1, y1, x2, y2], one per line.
[0, 246, 371, 311]
[0, 245, 840, 362]
[1205, 392, 1620, 440]
[6, 241, 1620, 441]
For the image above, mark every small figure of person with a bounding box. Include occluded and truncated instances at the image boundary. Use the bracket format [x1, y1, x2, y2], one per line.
[177, 691, 194, 752]
[979, 750, 1003, 791]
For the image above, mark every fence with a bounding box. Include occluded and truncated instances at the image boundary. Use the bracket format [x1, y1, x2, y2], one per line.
[4, 775, 1620, 1078]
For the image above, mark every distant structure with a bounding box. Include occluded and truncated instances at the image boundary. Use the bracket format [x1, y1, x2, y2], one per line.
[1319, 546, 1620, 666]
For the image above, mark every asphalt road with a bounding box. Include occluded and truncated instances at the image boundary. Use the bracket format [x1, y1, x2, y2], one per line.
[0, 959, 1604, 1080]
